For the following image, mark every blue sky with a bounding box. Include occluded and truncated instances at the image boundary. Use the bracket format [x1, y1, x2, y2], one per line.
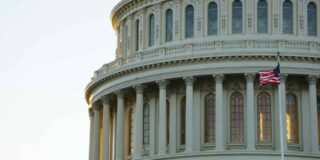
[0, 0, 118, 159]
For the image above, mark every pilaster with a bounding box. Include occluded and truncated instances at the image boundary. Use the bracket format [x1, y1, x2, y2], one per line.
[214, 74, 225, 151]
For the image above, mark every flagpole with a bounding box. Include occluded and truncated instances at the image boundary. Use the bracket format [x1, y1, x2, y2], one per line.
[277, 52, 285, 160]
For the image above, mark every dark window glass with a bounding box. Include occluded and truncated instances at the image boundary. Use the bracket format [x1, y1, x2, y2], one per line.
[180, 97, 186, 145]
[232, 0, 243, 34]
[257, 92, 272, 142]
[205, 93, 216, 143]
[135, 20, 140, 51]
[185, 5, 194, 38]
[149, 14, 155, 46]
[208, 2, 218, 35]
[283, 0, 293, 34]
[230, 92, 244, 142]
[257, 0, 268, 33]
[143, 104, 150, 151]
[286, 94, 299, 144]
[308, 2, 317, 36]
[166, 9, 173, 42]
[166, 100, 170, 146]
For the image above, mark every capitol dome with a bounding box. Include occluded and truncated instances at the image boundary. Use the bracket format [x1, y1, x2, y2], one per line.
[85, 0, 320, 160]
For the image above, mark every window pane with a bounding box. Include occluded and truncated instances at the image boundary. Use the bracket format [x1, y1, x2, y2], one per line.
[205, 93, 216, 143]
[308, 3, 317, 36]
[286, 94, 299, 144]
[166, 9, 173, 42]
[208, 2, 218, 35]
[149, 14, 155, 46]
[166, 100, 170, 146]
[232, 0, 243, 34]
[230, 92, 244, 142]
[180, 97, 186, 145]
[185, 5, 194, 38]
[143, 104, 150, 151]
[135, 20, 140, 51]
[283, 0, 293, 34]
[257, 0, 268, 33]
[257, 92, 272, 142]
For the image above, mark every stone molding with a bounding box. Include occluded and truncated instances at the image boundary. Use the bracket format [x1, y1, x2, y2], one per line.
[183, 76, 196, 86]
[133, 84, 145, 94]
[157, 80, 169, 89]
[245, 73, 256, 83]
[213, 74, 225, 84]
[307, 75, 319, 85]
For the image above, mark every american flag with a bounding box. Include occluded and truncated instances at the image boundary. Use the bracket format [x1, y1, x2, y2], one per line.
[259, 63, 280, 85]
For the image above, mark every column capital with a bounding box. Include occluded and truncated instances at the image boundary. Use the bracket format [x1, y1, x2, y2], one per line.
[89, 108, 94, 118]
[101, 96, 111, 105]
[307, 75, 318, 85]
[133, 84, 145, 94]
[115, 90, 125, 98]
[157, 80, 169, 89]
[184, 76, 196, 86]
[93, 101, 101, 111]
[245, 73, 256, 83]
[280, 74, 288, 83]
[213, 74, 225, 83]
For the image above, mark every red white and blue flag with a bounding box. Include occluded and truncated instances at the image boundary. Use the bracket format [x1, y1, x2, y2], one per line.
[259, 63, 280, 85]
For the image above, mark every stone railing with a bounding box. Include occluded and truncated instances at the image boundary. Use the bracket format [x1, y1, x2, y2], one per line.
[92, 39, 320, 81]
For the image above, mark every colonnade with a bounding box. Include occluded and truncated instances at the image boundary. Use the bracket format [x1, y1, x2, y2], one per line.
[88, 74, 319, 160]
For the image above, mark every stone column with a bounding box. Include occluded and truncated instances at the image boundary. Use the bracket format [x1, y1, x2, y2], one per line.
[157, 80, 169, 155]
[184, 76, 196, 152]
[308, 75, 319, 153]
[149, 91, 156, 156]
[115, 90, 125, 160]
[169, 90, 177, 154]
[102, 97, 110, 160]
[93, 102, 101, 160]
[245, 73, 256, 150]
[89, 108, 94, 160]
[279, 74, 288, 151]
[134, 85, 144, 159]
[214, 74, 225, 151]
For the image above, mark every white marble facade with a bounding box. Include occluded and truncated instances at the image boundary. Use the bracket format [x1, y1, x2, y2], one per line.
[85, 0, 320, 160]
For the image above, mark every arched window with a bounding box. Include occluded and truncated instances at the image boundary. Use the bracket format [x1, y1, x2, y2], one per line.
[149, 14, 155, 46]
[257, 92, 272, 142]
[180, 97, 186, 145]
[283, 0, 293, 34]
[307, 2, 317, 36]
[135, 19, 140, 51]
[208, 2, 218, 35]
[166, 9, 173, 42]
[286, 94, 299, 144]
[205, 93, 215, 143]
[317, 96, 320, 145]
[143, 104, 150, 151]
[232, 0, 243, 34]
[230, 92, 244, 142]
[257, 0, 268, 33]
[128, 108, 134, 155]
[185, 5, 194, 38]
[166, 100, 170, 146]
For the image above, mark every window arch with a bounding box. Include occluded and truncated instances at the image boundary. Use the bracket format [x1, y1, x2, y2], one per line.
[230, 92, 244, 142]
[149, 14, 155, 46]
[166, 9, 173, 42]
[307, 2, 317, 36]
[143, 104, 150, 151]
[257, 92, 272, 142]
[180, 96, 186, 145]
[128, 108, 134, 155]
[205, 93, 216, 143]
[286, 93, 299, 144]
[135, 19, 140, 51]
[185, 5, 194, 38]
[208, 2, 218, 35]
[257, 0, 268, 33]
[166, 100, 170, 146]
[283, 0, 293, 34]
[232, 0, 243, 34]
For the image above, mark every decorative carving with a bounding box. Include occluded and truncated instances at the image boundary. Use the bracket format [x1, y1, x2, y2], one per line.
[102, 96, 111, 105]
[89, 108, 94, 117]
[273, 14, 279, 29]
[133, 84, 145, 94]
[245, 73, 256, 83]
[307, 75, 318, 85]
[184, 76, 196, 86]
[213, 74, 225, 84]
[157, 80, 169, 89]
[115, 90, 125, 98]
[280, 74, 288, 84]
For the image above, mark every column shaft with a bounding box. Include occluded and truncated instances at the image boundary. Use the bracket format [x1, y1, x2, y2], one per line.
[102, 98, 110, 160]
[134, 85, 144, 159]
[89, 109, 94, 160]
[169, 92, 177, 153]
[184, 77, 195, 152]
[93, 103, 101, 160]
[149, 94, 156, 156]
[246, 74, 255, 150]
[279, 74, 288, 152]
[116, 91, 125, 160]
[214, 74, 225, 151]
[308, 76, 319, 153]
[158, 80, 168, 154]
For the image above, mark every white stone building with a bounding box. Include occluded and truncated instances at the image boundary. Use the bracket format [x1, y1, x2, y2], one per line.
[85, 0, 320, 160]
